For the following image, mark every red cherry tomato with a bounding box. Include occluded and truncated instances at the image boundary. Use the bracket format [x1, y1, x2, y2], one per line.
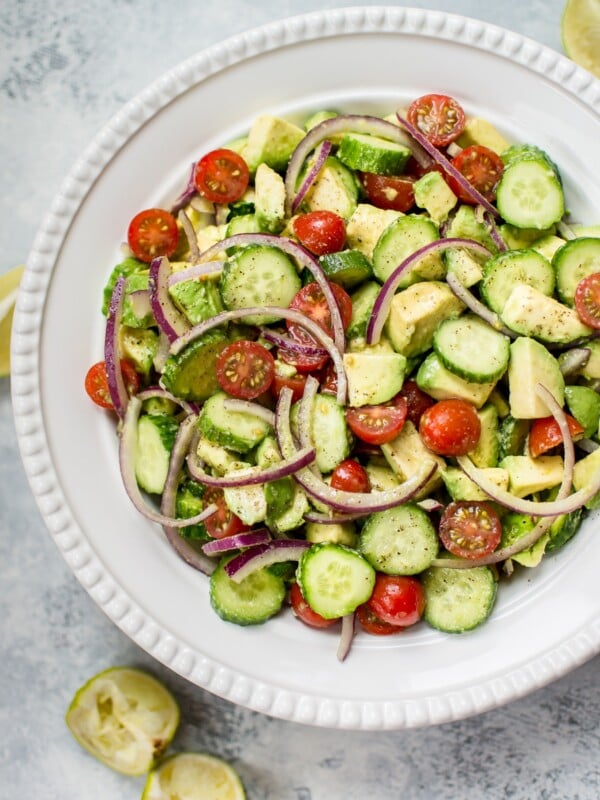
[346, 403, 407, 445]
[356, 604, 405, 636]
[281, 282, 352, 372]
[84, 360, 140, 410]
[203, 487, 248, 539]
[574, 272, 600, 330]
[406, 93, 466, 147]
[359, 172, 416, 212]
[290, 582, 338, 629]
[215, 340, 275, 400]
[366, 574, 426, 627]
[439, 501, 502, 559]
[529, 413, 585, 457]
[394, 380, 435, 427]
[419, 398, 481, 456]
[446, 145, 504, 204]
[127, 208, 179, 263]
[292, 211, 346, 256]
[194, 148, 250, 204]
[319, 361, 338, 396]
[330, 459, 371, 493]
[271, 372, 308, 404]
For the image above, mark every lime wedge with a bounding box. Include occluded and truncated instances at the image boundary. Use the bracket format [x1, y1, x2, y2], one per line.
[142, 752, 246, 800]
[65, 667, 180, 776]
[0, 265, 24, 378]
[561, 0, 600, 78]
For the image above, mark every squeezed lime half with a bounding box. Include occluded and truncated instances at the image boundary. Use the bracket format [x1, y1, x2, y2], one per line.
[0, 265, 24, 377]
[561, 0, 600, 78]
[142, 752, 246, 800]
[65, 666, 180, 776]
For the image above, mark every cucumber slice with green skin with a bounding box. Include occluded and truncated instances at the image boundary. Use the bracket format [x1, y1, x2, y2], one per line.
[210, 557, 286, 625]
[161, 329, 229, 403]
[552, 237, 600, 305]
[318, 249, 373, 289]
[336, 132, 412, 175]
[495, 158, 565, 229]
[433, 313, 510, 384]
[309, 392, 352, 473]
[297, 543, 376, 619]
[372, 215, 441, 285]
[220, 244, 301, 324]
[135, 414, 180, 495]
[358, 504, 438, 575]
[422, 564, 497, 633]
[199, 391, 271, 453]
[481, 248, 555, 315]
[346, 280, 381, 340]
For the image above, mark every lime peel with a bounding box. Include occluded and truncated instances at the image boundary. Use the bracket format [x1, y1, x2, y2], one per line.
[0, 264, 24, 378]
[142, 752, 246, 800]
[65, 666, 180, 776]
[561, 0, 600, 78]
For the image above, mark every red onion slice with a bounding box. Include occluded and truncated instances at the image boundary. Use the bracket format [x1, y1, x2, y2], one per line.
[260, 327, 329, 358]
[201, 528, 272, 555]
[366, 238, 492, 345]
[118, 397, 218, 529]
[435, 384, 576, 568]
[396, 113, 500, 217]
[197, 232, 346, 354]
[187, 445, 315, 488]
[221, 398, 276, 426]
[481, 208, 508, 252]
[104, 275, 129, 418]
[224, 539, 311, 583]
[128, 289, 152, 320]
[167, 261, 225, 286]
[276, 387, 438, 512]
[177, 209, 200, 263]
[303, 509, 370, 524]
[445, 271, 516, 338]
[170, 161, 198, 214]
[169, 305, 347, 405]
[284, 113, 429, 216]
[159, 413, 219, 575]
[148, 256, 191, 342]
[291, 139, 333, 213]
[337, 612, 356, 662]
[136, 386, 199, 416]
[557, 220, 577, 240]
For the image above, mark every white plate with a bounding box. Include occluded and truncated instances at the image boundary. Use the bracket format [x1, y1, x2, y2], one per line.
[13, 7, 600, 730]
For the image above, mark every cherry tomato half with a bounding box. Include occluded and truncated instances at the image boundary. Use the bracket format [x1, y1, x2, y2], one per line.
[359, 172, 416, 213]
[271, 372, 308, 404]
[529, 413, 585, 458]
[203, 487, 248, 539]
[394, 380, 434, 427]
[216, 340, 275, 400]
[366, 574, 426, 627]
[419, 398, 481, 456]
[447, 145, 504, 204]
[346, 403, 407, 446]
[356, 604, 405, 636]
[330, 459, 371, 493]
[574, 272, 600, 330]
[292, 210, 346, 256]
[281, 282, 352, 372]
[406, 93, 466, 147]
[194, 148, 250, 204]
[84, 360, 140, 410]
[290, 582, 338, 629]
[439, 501, 502, 560]
[127, 208, 179, 263]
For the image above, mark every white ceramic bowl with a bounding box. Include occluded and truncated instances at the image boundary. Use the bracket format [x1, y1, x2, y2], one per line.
[13, 6, 600, 730]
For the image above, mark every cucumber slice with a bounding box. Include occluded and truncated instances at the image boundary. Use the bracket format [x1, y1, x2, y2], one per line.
[161, 329, 229, 403]
[372, 214, 441, 286]
[135, 414, 180, 495]
[359, 504, 438, 575]
[199, 391, 271, 453]
[318, 249, 373, 289]
[422, 564, 497, 633]
[297, 543, 376, 619]
[309, 392, 352, 473]
[496, 158, 565, 229]
[346, 280, 381, 340]
[481, 248, 555, 315]
[220, 244, 301, 324]
[433, 313, 510, 383]
[210, 557, 286, 625]
[552, 237, 600, 305]
[336, 132, 412, 175]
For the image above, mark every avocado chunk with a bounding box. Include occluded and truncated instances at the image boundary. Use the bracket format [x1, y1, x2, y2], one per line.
[500, 283, 592, 344]
[343, 350, 406, 407]
[507, 337, 564, 419]
[442, 466, 509, 502]
[161, 330, 229, 403]
[385, 280, 464, 357]
[168, 274, 224, 325]
[413, 171, 458, 224]
[500, 512, 549, 568]
[416, 352, 496, 408]
[469, 404, 499, 468]
[581, 340, 600, 379]
[303, 156, 359, 220]
[305, 521, 358, 547]
[242, 114, 305, 173]
[443, 204, 497, 253]
[500, 454, 564, 497]
[120, 326, 159, 378]
[254, 162, 286, 233]
[346, 204, 402, 260]
[456, 117, 510, 155]
[565, 385, 600, 438]
[222, 463, 268, 526]
[380, 420, 444, 498]
[572, 447, 600, 510]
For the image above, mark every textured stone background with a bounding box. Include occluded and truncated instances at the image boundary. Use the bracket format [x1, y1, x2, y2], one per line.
[1, 2, 599, 798]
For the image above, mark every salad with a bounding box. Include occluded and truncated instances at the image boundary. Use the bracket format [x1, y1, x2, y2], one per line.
[85, 93, 600, 660]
